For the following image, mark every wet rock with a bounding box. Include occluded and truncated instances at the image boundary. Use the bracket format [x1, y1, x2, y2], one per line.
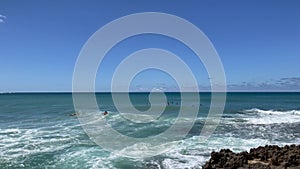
[203, 144, 300, 169]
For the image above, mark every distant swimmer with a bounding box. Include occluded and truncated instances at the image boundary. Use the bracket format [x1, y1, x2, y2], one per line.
[69, 113, 79, 116]
[103, 111, 108, 116]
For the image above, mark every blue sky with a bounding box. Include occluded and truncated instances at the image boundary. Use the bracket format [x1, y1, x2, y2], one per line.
[0, 0, 300, 92]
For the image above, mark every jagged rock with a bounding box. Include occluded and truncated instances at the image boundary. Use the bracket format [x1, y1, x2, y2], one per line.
[203, 144, 300, 169]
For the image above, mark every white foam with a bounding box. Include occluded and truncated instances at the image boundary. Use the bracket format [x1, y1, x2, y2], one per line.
[57, 148, 116, 169]
[244, 108, 300, 115]
[155, 136, 272, 168]
[162, 156, 203, 169]
[119, 113, 158, 123]
[0, 125, 79, 160]
[242, 108, 300, 124]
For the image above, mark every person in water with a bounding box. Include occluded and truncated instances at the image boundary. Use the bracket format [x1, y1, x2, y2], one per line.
[103, 111, 108, 116]
[69, 113, 79, 116]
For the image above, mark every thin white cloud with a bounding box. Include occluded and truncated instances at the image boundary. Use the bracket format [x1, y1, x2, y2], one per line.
[113, 77, 300, 92]
[227, 77, 300, 92]
[0, 14, 7, 23]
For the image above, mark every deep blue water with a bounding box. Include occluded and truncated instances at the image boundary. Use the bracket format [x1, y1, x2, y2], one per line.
[0, 92, 300, 168]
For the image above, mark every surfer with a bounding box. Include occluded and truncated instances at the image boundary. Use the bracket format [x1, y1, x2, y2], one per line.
[103, 111, 108, 116]
[69, 113, 79, 116]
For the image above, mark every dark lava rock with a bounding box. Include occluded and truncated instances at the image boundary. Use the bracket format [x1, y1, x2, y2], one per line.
[203, 144, 300, 169]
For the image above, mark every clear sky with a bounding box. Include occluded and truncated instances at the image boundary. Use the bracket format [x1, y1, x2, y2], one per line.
[0, 0, 300, 92]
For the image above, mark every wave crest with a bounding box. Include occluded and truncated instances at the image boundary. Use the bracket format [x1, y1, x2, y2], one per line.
[240, 108, 300, 124]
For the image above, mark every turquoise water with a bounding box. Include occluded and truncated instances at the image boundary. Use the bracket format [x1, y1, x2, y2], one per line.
[1, 92, 300, 168]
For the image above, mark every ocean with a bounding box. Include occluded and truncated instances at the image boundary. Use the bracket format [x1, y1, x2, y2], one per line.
[1, 92, 300, 169]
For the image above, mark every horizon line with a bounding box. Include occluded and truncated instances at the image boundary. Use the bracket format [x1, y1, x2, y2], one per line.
[1, 90, 300, 94]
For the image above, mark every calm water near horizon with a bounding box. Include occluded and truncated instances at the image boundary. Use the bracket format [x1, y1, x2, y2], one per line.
[1, 92, 300, 168]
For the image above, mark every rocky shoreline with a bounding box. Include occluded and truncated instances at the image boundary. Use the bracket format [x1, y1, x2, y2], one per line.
[203, 144, 300, 169]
